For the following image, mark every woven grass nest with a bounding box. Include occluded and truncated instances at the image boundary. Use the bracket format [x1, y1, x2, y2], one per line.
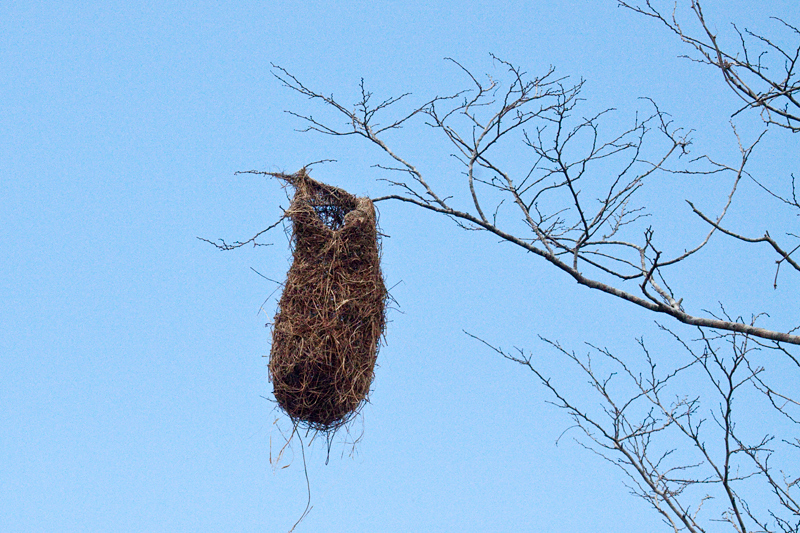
[269, 169, 387, 432]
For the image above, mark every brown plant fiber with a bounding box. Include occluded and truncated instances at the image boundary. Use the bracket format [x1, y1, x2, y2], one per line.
[269, 169, 386, 431]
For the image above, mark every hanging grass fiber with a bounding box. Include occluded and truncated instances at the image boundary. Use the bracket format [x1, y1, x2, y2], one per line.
[269, 169, 387, 432]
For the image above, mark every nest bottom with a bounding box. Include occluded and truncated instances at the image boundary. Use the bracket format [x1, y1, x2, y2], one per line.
[270, 342, 376, 430]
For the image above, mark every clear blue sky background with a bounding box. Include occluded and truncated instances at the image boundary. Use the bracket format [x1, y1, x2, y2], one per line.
[2, 1, 797, 531]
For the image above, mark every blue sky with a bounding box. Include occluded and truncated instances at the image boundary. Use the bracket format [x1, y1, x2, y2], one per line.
[2, 1, 798, 531]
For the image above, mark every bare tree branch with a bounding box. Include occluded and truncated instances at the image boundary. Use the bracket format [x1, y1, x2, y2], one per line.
[273, 58, 799, 345]
[468, 323, 799, 532]
[617, 1, 800, 132]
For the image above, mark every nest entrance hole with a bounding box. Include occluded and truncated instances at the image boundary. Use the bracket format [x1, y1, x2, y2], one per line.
[299, 181, 359, 231]
[312, 203, 349, 230]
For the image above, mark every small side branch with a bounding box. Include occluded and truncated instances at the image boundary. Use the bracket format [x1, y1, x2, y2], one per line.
[197, 217, 284, 251]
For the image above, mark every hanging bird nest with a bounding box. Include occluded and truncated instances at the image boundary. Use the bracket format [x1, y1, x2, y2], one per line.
[269, 169, 387, 432]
